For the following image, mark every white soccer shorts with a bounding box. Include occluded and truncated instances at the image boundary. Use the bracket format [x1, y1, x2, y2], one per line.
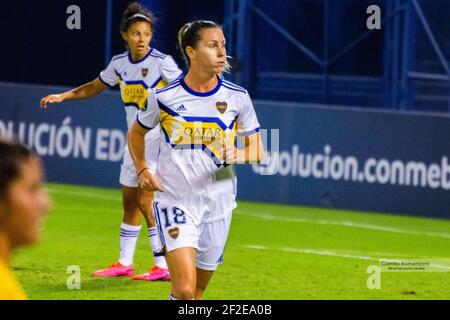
[153, 198, 234, 271]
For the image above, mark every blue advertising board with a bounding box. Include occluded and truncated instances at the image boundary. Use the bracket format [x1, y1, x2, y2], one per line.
[0, 82, 127, 187]
[240, 101, 450, 218]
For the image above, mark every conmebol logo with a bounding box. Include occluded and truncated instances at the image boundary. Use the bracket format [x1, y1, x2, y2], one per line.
[252, 144, 450, 190]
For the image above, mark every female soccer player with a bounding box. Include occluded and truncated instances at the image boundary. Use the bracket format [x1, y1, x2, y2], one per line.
[128, 20, 264, 299]
[0, 139, 51, 299]
[39, 2, 182, 281]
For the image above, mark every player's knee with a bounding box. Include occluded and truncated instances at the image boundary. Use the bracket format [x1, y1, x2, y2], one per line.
[172, 284, 196, 300]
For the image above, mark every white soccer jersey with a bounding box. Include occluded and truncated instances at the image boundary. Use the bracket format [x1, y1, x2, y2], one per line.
[136, 76, 260, 224]
[99, 47, 182, 128]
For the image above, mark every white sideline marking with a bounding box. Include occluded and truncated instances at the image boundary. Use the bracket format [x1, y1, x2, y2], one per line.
[234, 210, 450, 240]
[55, 208, 119, 214]
[243, 244, 377, 261]
[242, 245, 450, 270]
[46, 188, 450, 239]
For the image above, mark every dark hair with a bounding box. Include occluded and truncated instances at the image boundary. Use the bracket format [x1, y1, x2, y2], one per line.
[177, 20, 223, 66]
[120, 2, 156, 33]
[0, 140, 33, 198]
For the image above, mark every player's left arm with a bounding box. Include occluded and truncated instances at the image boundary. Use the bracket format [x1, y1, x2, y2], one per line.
[225, 91, 265, 164]
[225, 132, 265, 164]
[242, 132, 265, 163]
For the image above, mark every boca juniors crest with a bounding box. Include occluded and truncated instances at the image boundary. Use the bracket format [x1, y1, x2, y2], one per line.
[141, 68, 148, 77]
[168, 227, 180, 239]
[216, 101, 228, 114]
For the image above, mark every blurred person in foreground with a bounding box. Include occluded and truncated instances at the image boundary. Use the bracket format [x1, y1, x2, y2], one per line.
[0, 139, 51, 300]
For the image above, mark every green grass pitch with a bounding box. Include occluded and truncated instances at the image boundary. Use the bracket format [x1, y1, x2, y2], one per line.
[12, 183, 450, 300]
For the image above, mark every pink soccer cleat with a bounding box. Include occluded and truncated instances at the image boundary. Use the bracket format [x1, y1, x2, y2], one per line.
[132, 265, 171, 281]
[93, 262, 134, 277]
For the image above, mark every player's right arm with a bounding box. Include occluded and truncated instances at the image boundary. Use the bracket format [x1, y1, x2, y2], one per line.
[128, 122, 163, 192]
[128, 88, 163, 192]
[39, 78, 107, 109]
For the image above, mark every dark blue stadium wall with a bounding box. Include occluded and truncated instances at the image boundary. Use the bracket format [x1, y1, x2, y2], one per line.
[2, 83, 450, 218]
[0, 83, 126, 187]
[0, 0, 225, 87]
[2, 1, 448, 113]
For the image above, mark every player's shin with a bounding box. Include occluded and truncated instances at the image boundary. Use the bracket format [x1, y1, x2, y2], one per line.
[119, 223, 142, 266]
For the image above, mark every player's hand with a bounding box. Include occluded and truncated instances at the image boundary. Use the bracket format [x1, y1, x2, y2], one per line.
[223, 142, 243, 164]
[138, 169, 164, 192]
[224, 144, 238, 164]
[40, 94, 65, 109]
[215, 139, 240, 164]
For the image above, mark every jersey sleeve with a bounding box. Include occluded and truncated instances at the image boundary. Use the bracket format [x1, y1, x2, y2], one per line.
[136, 88, 161, 130]
[237, 91, 261, 136]
[160, 55, 183, 84]
[99, 59, 119, 87]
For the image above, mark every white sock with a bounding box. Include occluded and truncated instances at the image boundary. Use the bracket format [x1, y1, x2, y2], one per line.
[169, 293, 178, 300]
[169, 293, 194, 300]
[148, 227, 167, 269]
[118, 223, 141, 266]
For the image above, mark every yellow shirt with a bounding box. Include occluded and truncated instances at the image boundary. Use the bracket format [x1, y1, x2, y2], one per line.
[0, 259, 27, 300]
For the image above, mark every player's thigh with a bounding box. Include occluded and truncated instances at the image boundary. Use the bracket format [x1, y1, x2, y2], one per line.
[166, 247, 197, 294]
[121, 186, 138, 213]
[196, 215, 232, 271]
[154, 200, 199, 296]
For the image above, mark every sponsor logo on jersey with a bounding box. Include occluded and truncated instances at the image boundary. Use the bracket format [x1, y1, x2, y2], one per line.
[216, 101, 228, 114]
[181, 126, 223, 143]
[121, 82, 148, 109]
[168, 227, 180, 239]
[141, 68, 148, 77]
[176, 104, 187, 112]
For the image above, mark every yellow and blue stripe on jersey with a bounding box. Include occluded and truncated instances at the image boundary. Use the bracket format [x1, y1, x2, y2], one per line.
[136, 80, 238, 167]
[115, 69, 167, 110]
[156, 99, 238, 167]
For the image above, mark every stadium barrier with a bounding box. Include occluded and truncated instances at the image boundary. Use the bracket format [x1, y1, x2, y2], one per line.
[1, 82, 450, 218]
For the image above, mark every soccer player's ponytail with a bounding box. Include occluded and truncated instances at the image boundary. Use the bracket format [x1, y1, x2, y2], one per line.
[120, 2, 156, 33]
